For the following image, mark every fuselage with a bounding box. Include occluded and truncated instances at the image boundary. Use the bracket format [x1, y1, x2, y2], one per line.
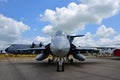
[50, 31, 70, 57]
[5, 44, 30, 54]
[5, 44, 40, 54]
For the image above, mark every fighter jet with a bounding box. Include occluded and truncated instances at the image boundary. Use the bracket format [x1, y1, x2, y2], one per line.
[5, 31, 98, 72]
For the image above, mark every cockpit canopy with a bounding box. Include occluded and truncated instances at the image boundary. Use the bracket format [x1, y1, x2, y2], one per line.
[55, 31, 65, 36]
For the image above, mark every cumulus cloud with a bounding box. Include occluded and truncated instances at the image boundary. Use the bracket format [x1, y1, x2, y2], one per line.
[96, 25, 116, 38]
[113, 35, 120, 44]
[96, 35, 120, 47]
[0, 14, 30, 41]
[97, 38, 113, 46]
[42, 25, 54, 35]
[33, 36, 51, 44]
[73, 32, 97, 47]
[40, 0, 120, 47]
[72, 24, 120, 47]
[0, 14, 30, 50]
[41, 0, 120, 35]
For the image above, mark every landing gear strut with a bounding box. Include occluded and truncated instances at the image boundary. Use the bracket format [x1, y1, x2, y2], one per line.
[57, 57, 64, 72]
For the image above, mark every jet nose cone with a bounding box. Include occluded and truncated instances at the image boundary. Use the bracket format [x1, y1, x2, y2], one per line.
[57, 45, 63, 50]
[50, 36, 70, 57]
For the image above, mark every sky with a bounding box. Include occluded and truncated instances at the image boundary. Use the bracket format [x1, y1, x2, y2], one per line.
[0, 0, 120, 50]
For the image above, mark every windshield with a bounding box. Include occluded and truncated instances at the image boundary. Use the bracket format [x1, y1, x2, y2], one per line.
[55, 31, 65, 36]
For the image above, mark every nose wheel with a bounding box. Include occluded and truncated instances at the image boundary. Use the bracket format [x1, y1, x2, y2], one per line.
[57, 58, 64, 72]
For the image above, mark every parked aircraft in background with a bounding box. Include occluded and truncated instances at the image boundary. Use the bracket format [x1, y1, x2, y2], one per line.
[5, 31, 99, 72]
[5, 42, 43, 54]
[113, 44, 120, 57]
[96, 47, 115, 56]
[113, 48, 120, 57]
[90, 47, 120, 57]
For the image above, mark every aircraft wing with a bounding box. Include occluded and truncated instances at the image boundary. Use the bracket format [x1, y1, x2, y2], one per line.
[18, 47, 46, 51]
[76, 47, 99, 53]
[89, 47, 115, 49]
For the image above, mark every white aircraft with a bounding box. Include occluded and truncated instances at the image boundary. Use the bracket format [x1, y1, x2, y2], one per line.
[5, 31, 98, 71]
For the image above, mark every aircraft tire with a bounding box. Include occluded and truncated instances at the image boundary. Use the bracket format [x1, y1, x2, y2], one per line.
[48, 59, 51, 64]
[70, 58, 73, 63]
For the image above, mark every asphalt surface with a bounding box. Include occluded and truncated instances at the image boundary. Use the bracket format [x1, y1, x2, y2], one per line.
[0, 57, 120, 80]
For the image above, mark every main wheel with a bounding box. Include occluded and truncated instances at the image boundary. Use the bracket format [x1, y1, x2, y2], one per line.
[69, 58, 73, 63]
[48, 59, 51, 64]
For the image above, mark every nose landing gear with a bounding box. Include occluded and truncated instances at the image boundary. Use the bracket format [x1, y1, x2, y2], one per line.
[57, 57, 64, 72]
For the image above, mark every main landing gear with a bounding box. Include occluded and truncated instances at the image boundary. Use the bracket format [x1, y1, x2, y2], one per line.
[69, 58, 73, 63]
[48, 56, 55, 64]
[48, 58, 52, 64]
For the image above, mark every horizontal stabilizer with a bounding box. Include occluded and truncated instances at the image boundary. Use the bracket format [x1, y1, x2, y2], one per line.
[67, 35, 84, 43]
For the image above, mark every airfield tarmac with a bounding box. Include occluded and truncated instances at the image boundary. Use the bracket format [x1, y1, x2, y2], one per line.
[0, 56, 120, 80]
